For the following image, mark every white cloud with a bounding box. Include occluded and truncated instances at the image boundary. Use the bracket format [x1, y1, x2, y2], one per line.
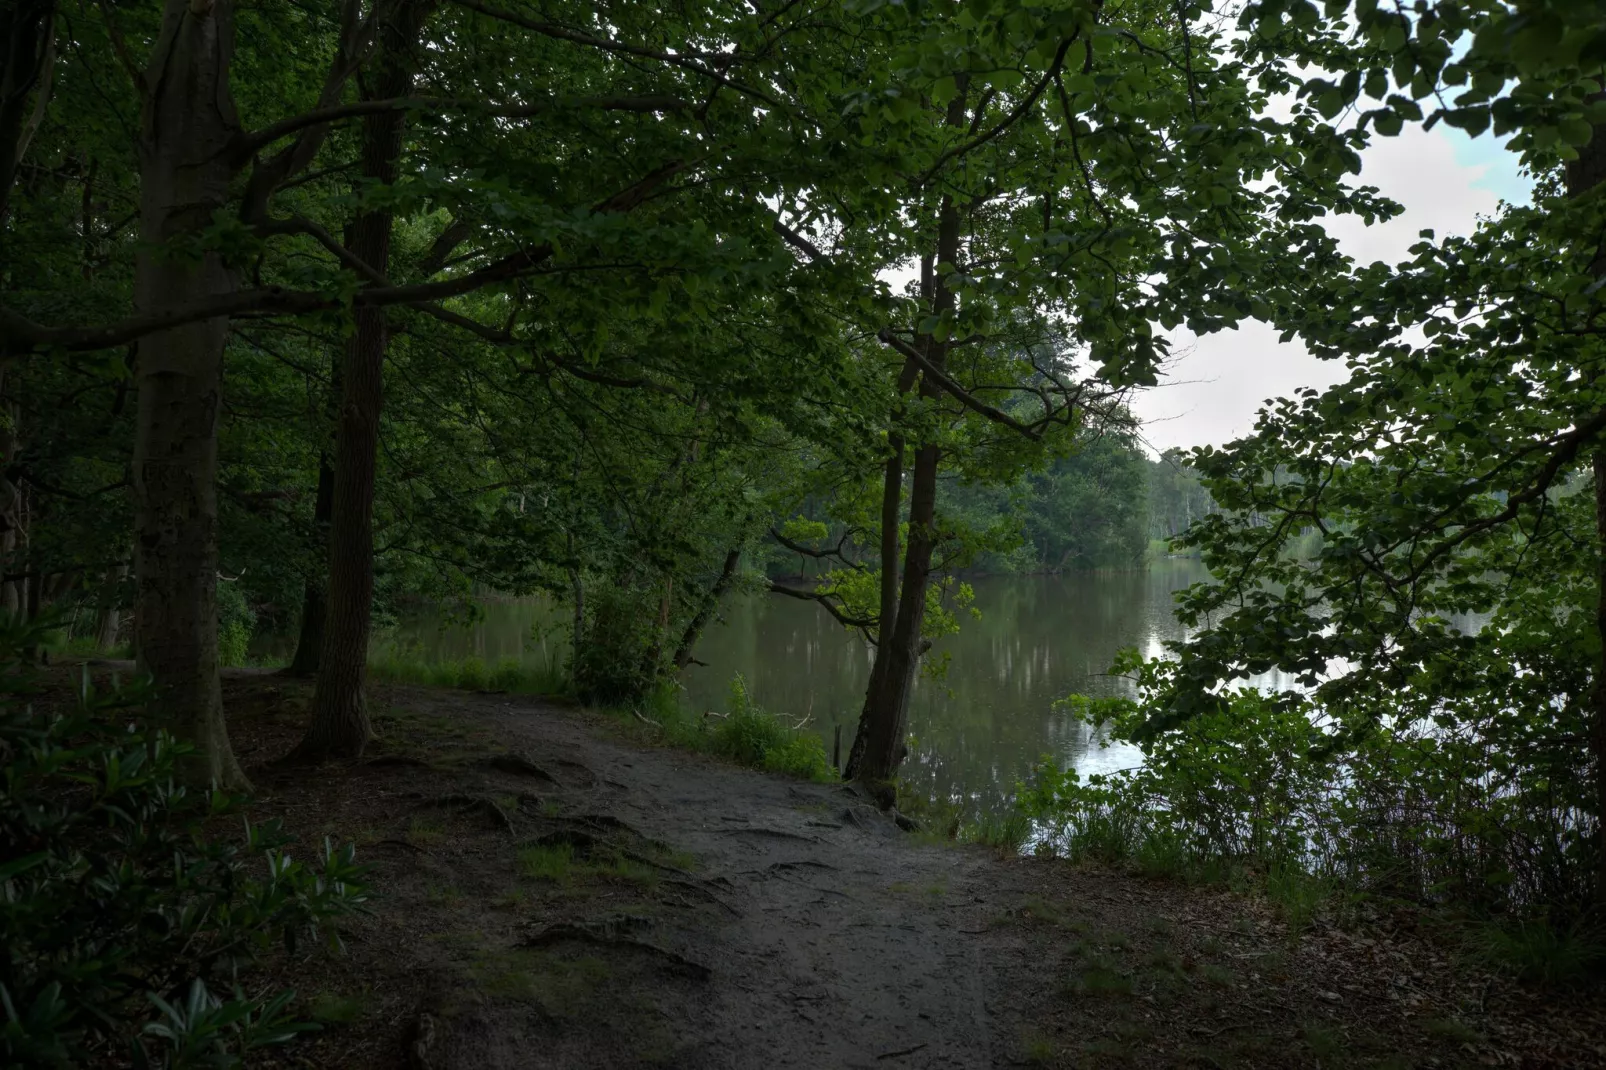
[1133, 125, 1520, 454]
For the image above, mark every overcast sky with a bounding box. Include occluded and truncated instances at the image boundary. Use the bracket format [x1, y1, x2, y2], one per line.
[1131, 125, 1534, 455]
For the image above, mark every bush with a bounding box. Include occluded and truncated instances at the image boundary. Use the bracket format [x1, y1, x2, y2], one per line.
[1021, 646, 1600, 934]
[698, 675, 832, 782]
[216, 582, 256, 668]
[0, 623, 368, 1067]
[571, 583, 662, 706]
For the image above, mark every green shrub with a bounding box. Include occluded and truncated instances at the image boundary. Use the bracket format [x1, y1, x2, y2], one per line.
[488, 658, 526, 691]
[455, 655, 488, 691]
[1473, 919, 1605, 987]
[958, 811, 1034, 854]
[760, 734, 833, 780]
[674, 675, 834, 782]
[572, 584, 661, 706]
[216, 582, 256, 668]
[0, 623, 368, 1067]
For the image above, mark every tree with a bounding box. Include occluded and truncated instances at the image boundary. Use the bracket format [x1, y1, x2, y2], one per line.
[1144, 0, 1606, 914]
[772, 0, 1390, 792]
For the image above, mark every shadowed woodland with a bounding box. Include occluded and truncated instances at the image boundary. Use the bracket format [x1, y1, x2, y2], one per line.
[3, 0, 1606, 1066]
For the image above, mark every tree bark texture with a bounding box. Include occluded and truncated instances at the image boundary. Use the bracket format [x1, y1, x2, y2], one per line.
[285, 448, 334, 675]
[300, 0, 428, 759]
[94, 558, 127, 650]
[844, 355, 920, 779]
[847, 185, 963, 789]
[0, 0, 55, 224]
[673, 546, 741, 669]
[1568, 120, 1606, 912]
[131, 0, 246, 788]
[1591, 450, 1606, 913]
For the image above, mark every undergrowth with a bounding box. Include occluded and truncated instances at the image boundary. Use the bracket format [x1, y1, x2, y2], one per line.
[367, 651, 567, 695]
[619, 674, 835, 783]
[1018, 666, 1606, 984]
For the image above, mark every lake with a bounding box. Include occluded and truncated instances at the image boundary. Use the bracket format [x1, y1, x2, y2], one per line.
[323, 560, 1268, 817]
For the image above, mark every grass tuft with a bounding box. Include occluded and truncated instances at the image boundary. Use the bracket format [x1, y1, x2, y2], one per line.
[1472, 919, 1605, 986]
[517, 842, 576, 883]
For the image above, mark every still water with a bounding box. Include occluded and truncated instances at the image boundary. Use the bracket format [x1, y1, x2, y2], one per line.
[343, 560, 1243, 816]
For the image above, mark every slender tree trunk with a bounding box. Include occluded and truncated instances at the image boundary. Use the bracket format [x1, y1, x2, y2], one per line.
[846, 187, 962, 790]
[1592, 452, 1606, 913]
[569, 563, 584, 675]
[131, 0, 246, 788]
[843, 384, 911, 777]
[94, 558, 126, 650]
[0, 391, 20, 617]
[298, 0, 427, 759]
[285, 448, 334, 675]
[1570, 117, 1606, 913]
[673, 546, 741, 669]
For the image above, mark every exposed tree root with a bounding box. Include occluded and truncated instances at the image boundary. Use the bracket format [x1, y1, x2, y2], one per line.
[768, 859, 839, 873]
[406, 1010, 436, 1070]
[717, 826, 821, 843]
[529, 829, 596, 851]
[362, 753, 435, 769]
[521, 922, 712, 980]
[660, 877, 741, 915]
[480, 752, 559, 783]
[415, 793, 514, 832]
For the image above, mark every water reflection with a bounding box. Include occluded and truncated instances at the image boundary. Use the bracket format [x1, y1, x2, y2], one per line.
[276, 560, 1258, 816]
[683, 560, 1218, 816]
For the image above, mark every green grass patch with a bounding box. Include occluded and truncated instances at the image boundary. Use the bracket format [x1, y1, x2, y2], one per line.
[615, 675, 836, 782]
[1264, 861, 1334, 935]
[408, 814, 445, 846]
[1074, 964, 1134, 996]
[308, 990, 370, 1025]
[517, 842, 576, 883]
[1471, 918, 1605, 986]
[958, 810, 1033, 853]
[369, 650, 568, 695]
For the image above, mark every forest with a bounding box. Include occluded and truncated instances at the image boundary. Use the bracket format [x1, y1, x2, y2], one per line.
[3, 0, 1605, 1066]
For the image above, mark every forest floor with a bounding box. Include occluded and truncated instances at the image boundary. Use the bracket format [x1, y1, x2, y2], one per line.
[125, 670, 1606, 1068]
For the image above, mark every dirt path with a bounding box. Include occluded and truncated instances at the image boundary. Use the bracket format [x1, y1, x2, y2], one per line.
[214, 676, 1601, 1070]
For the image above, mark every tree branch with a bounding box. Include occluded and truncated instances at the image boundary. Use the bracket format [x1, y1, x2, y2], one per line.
[449, 0, 778, 105]
[774, 220, 827, 261]
[914, 37, 1075, 189]
[768, 581, 876, 630]
[2, 159, 688, 354]
[236, 94, 690, 158]
[769, 527, 863, 569]
[875, 329, 1041, 439]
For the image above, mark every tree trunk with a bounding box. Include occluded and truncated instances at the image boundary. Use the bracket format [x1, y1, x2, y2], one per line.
[843, 395, 909, 778]
[0, 392, 21, 617]
[673, 546, 741, 669]
[1569, 118, 1606, 913]
[94, 558, 127, 650]
[0, 0, 55, 224]
[131, 0, 246, 789]
[285, 448, 334, 676]
[1592, 451, 1606, 914]
[846, 195, 961, 791]
[299, 0, 427, 760]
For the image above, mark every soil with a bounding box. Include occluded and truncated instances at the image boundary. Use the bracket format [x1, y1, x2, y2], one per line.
[158, 672, 1606, 1068]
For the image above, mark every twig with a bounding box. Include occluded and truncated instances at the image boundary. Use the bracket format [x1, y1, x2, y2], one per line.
[876, 1043, 929, 1060]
